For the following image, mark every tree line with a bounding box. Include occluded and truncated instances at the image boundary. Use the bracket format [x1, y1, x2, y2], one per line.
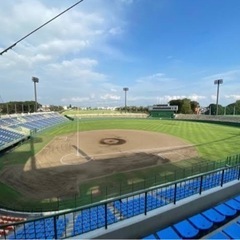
[0, 101, 64, 114]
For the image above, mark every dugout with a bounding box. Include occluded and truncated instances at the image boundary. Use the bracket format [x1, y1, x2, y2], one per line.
[148, 104, 178, 119]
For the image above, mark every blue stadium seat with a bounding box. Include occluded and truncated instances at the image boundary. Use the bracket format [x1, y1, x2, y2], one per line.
[188, 213, 213, 231]
[224, 199, 240, 211]
[234, 195, 240, 203]
[142, 234, 157, 239]
[207, 231, 230, 239]
[222, 223, 240, 239]
[156, 226, 181, 239]
[202, 208, 226, 223]
[173, 219, 199, 238]
[214, 203, 237, 217]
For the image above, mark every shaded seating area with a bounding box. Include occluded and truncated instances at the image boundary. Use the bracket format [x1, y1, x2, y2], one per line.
[0, 127, 26, 149]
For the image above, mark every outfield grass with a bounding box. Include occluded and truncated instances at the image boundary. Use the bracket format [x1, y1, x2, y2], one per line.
[0, 118, 240, 211]
[62, 109, 120, 115]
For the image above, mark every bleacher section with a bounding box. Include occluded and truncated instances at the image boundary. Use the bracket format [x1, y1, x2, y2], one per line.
[7, 216, 68, 240]
[0, 112, 68, 151]
[0, 128, 26, 150]
[0, 215, 26, 238]
[0, 164, 239, 239]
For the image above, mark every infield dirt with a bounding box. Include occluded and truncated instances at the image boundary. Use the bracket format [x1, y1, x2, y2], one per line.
[0, 130, 198, 199]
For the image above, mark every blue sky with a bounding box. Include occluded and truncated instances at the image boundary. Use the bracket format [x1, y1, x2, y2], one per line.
[0, 0, 240, 108]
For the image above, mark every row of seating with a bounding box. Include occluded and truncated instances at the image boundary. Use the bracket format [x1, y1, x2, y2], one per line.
[72, 205, 117, 235]
[0, 112, 68, 150]
[113, 195, 166, 219]
[142, 195, 240, 239]
[154, 168, 239, 203]
[213, 219, 240, 239]
[8, 216, 68, 239]
[0, 128, 25, 146]
[16, 113, 67, 132]
[0, 215, 26, 238]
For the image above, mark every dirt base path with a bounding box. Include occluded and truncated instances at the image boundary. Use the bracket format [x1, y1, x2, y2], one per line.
[0, 130, 198, 200]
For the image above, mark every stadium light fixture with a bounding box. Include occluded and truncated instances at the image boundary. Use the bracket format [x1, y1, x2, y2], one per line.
[32, 77, 39, 112]
[123, 87, 129, 113]
[214, 79, 223, 115]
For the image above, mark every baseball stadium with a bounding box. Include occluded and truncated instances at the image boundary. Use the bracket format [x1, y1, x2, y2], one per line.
[0, 111, 240, 239]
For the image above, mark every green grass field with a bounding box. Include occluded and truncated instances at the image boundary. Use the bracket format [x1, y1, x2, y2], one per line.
[0, 118, 240, 211]
[62, 109, 121, 115]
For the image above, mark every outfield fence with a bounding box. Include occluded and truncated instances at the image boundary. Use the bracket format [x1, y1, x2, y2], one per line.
[0, 162, 240, 239]
[0, 154, 240, 213]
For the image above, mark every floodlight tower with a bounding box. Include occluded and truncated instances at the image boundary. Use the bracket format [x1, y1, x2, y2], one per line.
[32, 76, 39, 112]
[123, 87, 129, 113]
[214, 79, 223, 115]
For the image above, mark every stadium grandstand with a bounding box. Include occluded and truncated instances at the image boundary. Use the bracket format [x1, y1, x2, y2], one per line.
[0, 113, 240, 239]
[0, 112, 68, 152]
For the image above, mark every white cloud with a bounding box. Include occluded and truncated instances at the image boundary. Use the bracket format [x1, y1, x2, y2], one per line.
[61, 97, 90, 103]
[100, 94, 120, 100]
[225, 95, 240, 100]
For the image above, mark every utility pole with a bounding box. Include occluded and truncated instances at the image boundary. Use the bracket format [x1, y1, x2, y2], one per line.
[123, 87, 129, 113]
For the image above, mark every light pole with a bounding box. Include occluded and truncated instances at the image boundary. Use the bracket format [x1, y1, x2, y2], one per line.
[32, 76, 39, 112]
[123, 87, 129, 113]
[214, 79, 223, 115]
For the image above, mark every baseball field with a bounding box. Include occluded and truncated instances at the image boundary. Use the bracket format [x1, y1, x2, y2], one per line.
[0, 117, 240, 211]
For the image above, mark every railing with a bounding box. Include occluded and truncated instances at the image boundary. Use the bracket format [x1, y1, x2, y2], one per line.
[1, 164, 240, 239]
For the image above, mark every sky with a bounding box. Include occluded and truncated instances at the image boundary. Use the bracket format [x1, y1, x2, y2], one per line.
[0, 0, 240, 108]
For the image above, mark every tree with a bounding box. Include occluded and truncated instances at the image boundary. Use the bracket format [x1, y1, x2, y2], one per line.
[226, 103, 235, 115]
[190, 101, 200, 114]
[205, 104, 224, 115]
[235, 100, 240, 115]
[169, 98, 194, 114]
[181, 98, 192, 114]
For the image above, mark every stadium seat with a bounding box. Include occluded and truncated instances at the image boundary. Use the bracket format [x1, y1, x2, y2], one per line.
[142, 234, 157, 239]
[202, 208, 226, 223]
[207, 231, 230, 239]
[222, 223, 240, 239]
[234, 195, 240, 203]
[214, 203, 237, 217]
[173, 219, 199, 238]
[224, 199, 240, 211]
[188, 213, 213, 231]
[156, 226, 181, 239]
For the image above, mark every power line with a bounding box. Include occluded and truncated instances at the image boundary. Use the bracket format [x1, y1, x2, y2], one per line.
[0, 0, 84, 55]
